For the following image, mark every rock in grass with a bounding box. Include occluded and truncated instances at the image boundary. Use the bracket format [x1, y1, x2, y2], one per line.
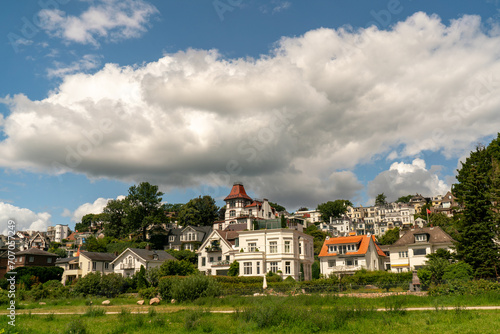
[39, 302, 46, 305]
[102, 300, 111, 305]
[137, 300, 144, 305]
[149, 298, 160, 305]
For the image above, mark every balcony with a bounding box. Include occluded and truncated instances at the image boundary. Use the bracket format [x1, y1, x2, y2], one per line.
[211, 260, 230, 267]
[205, 246, 222, 253]
[120, 263, 135, 270]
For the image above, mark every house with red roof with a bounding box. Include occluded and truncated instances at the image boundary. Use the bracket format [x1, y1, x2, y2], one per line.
[319, 235, 387, 277]
[214, 183, 277, 230]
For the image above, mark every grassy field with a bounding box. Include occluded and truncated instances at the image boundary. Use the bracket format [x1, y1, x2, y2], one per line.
[1, 293, 500, 333]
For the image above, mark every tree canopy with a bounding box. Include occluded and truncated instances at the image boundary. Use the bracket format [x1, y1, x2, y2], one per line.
[269, 202, 286, 213]
[375, 193, 387, 206]
[396, 194, 413, 203]
[177, 195, 219, 226]
[317, 199, 352, 222]
[377, 227, 400, 245]
[452, 134, 500, 278]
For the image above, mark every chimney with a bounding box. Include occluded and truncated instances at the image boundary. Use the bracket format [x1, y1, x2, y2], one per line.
[145, 244, 151, 251]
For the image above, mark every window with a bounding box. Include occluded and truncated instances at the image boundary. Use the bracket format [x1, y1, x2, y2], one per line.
[414, 248, 427, 256]
[244, 262, 252, 275]
[269, 262, 278, 273]
[284, 240, 291, 253]
[285, 261, 291, 274]
[398, 251, 408, 258]
[105, 263, 109, 270]
[217, 256, 222, 261]
[257, 261, 260, 274]
[415, 234, 427, 242]
[328, 260, 336, 268]
[202, 257, 206, 266]
[298, 242, 302, 255]
[346, 259, 358, 266]
[226, 255, 230, 261]
[235, 238, 239, 247]
[169, 235, 175, 242]
[47, 257, 52, 263]
[29, 256, 34, 263]
[328, 245, 335, 253]
[209, 257, 214, 263]
[269, 241, 277, 253]
[248, 242, 257, 252]
[230, 210, 236, 217]
[92, 262, 97, 270]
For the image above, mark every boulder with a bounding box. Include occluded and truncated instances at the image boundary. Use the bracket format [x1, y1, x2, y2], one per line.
[102, 300, 111, 305]
[149, 297, 160, 305]
[171, 299, 176, 304]
[39, 302, 46, 305]
[137, 300, 145, 305]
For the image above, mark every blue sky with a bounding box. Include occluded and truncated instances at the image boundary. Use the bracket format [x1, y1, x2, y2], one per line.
[1, 0, 500, 233]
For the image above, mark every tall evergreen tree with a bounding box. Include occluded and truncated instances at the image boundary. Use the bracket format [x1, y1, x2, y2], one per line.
[453, 135, 500, 278]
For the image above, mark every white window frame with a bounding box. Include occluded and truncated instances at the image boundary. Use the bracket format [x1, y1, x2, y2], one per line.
[269, 261, 278, 273]
[243, 262, 252, 275]
[269, 241, 277, 253]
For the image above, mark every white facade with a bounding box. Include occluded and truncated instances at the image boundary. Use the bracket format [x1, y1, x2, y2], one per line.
[387, 227, 454, 273]
[111, 248, 175, 277]
[197, 230, 237, 275]
[319, 235, 386, 277]
[234, 229, 314, 281]
[47, 224, 70, 243]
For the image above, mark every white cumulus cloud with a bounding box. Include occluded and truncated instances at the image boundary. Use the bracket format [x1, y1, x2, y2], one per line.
[64, 195, 125, 223]
[38, 0, 158, 46]
[1, 13, 500, 208]
[0, 203, 52, 235]
[368, 158, 450, 202]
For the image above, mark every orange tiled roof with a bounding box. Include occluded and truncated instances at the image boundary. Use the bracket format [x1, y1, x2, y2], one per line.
[319, 235, 385, 258]
[224, 183, 253, 201]
[372, 235, 387, 257]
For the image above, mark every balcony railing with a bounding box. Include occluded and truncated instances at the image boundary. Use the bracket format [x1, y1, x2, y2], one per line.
[205, 246, 222, 253]
[211, 260, 230, 267]
[120, 263, 135, 269]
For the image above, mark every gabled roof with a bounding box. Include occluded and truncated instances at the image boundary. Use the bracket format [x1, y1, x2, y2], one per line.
[319, 235, 386, 258]
[112, 248, 176, 264]
[17, 248, 58, 257]
[244, 201, 262, 208]
[55, 256, 78, 264]
[224, 183, 253, 201]
[80, 252, 116, 262]
[391, 226, 455, 247]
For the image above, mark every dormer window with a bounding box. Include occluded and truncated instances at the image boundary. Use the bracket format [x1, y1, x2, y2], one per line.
[415, 234, 427, 242]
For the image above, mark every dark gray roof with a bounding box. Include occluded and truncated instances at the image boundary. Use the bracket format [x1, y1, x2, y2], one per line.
[129, 248, 176, 262]
[17, 248, 58, 256]
[391, 226, 455, 247]
[55, 256, 78, 264]
[80, 252, 116, 262]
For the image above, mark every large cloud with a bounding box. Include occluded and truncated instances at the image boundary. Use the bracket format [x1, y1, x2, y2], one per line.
[1, 13, 500, 208]
[368, 158, 450, 202]
[62, 195, 125, 223]
[0, 203, 52, 235]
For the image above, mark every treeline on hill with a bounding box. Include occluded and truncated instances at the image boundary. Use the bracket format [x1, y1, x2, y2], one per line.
[75, 182, 220, 240]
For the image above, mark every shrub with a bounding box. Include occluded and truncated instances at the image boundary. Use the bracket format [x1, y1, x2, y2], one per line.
[139, 287, 158, 299]
[228, 261, 239, 276]
[159, 260, 197, 276]
[158, 276, 176, 301]
[442, 262, 473, 283]
[100, 273, 126, 297]
[171, 274, 221, 302]
[73, 272, 102, 296]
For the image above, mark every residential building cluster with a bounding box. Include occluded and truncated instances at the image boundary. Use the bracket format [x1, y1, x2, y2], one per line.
[0, 183, 457, 285]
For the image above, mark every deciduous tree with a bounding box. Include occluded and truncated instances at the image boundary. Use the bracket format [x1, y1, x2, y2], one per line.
[317, 199, 352, 222]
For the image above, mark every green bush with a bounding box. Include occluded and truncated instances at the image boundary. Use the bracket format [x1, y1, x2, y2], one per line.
[171, 274, 221, 302]
[139, 287, 158, 299]
[159, 260, 197, 276]
[158, 276, 176, 301]
[73, 272, 102, 296]
[442, 262, 473, 283]
[428, 279, 500, 296]
[100, 273, 126, 298]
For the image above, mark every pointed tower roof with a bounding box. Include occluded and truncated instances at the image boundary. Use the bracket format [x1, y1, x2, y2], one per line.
[224, 183, 253, 201]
